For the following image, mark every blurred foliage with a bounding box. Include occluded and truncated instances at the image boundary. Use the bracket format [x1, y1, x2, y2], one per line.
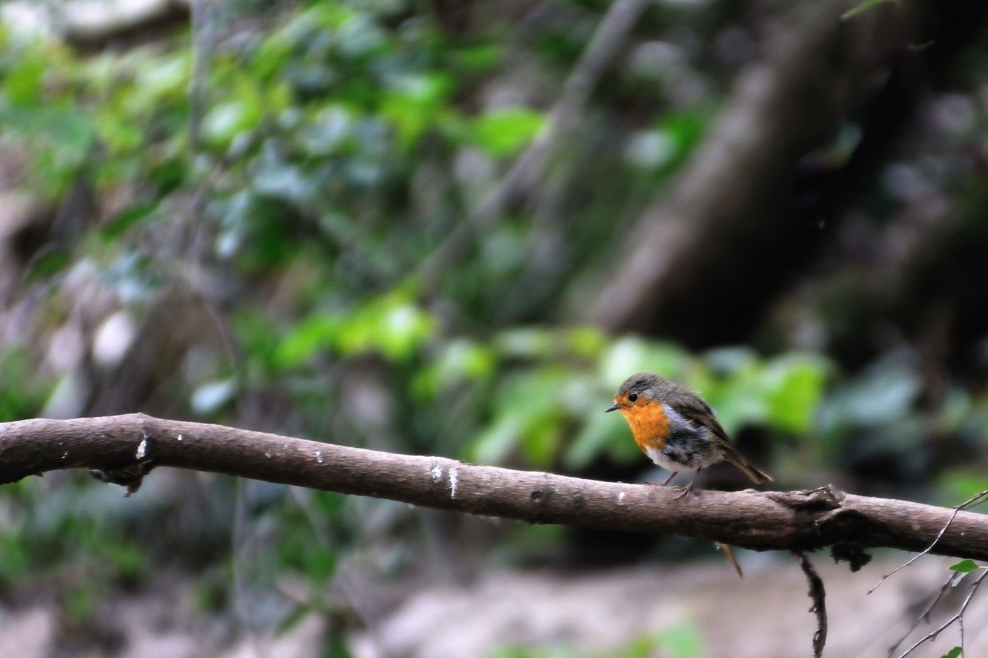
[488, 619, 702, 658]
[0, 474, 150, 597]
[841, 0, 898, 21]
[0, 349, 50, 421]
[1, 0, 988, 653]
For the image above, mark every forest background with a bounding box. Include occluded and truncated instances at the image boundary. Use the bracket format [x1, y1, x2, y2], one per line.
[1, 0, 988, 656]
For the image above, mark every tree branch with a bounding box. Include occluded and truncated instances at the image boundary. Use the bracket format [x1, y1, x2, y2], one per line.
[2, 414, 988, 560]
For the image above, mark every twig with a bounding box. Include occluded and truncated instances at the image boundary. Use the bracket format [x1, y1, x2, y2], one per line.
[868, 508, 962, 593]
[885, 573, 953, 657]
[417, 0, 647, 289]
[188, 0, 216, 155]
[894, 570, 987, 658]
[290, 486, 393, 654]
[722, 543, 744, 580]
[231, 478, 264, 653]
[870, 489, 988, 594]
[795, 551, 827, 658]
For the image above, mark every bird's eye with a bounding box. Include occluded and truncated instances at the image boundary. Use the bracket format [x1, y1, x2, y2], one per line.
[628, 393, 638, 402]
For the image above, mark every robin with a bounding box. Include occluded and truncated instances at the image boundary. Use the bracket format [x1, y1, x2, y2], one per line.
[606, 372, 772, 578]
[606, 372, 772, 498]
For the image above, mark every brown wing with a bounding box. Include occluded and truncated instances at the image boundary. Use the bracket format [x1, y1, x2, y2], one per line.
[667, 387, 732, 445]
[671, 387, 772, 484]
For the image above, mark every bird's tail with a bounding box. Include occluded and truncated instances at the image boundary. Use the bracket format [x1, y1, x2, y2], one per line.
[723, 450, 773, 484]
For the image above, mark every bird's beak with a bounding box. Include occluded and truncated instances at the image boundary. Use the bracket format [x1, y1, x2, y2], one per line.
[605, 403, 619, 413]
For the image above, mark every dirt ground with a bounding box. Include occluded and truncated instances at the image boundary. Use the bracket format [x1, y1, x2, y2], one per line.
[349, 555, 983, 658]
[0, 554, 981, 657]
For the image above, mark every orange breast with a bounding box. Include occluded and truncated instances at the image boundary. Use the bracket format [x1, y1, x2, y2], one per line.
[619, 402, 670, 452]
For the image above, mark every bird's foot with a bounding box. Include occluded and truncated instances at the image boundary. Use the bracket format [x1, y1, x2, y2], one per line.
[670, 482, 698, 501]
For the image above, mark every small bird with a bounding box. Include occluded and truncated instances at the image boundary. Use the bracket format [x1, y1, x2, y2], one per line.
[606, 372, 773, 579]
[606, 372, 772, 498]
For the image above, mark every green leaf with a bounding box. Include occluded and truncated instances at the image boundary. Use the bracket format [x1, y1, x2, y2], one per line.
[100, 204, 156, 242]
[656, 620, 703, 658]
[470, 108, 545, 157]
[623, 635, 658, 658]
[24, 248, 70, 283]
[494, 328, 554, 358]
[202, 100, 259, 146]
[412, 339, 498, 398]
[472, 416, 522, 465]
[0, 533, 30, 583]
[105, 541, 146, 579]
[842, 0, 897, 20]
[658, 113, 706, 161]
[274, 315, 338, 368]
[566, 327, 607, 358]
[949, 559, 980, 573]
[301, 106, 353, 156]
[599, 337, 689, 390]
[3, 56, 45, 104]
[276, 290, 435, 366]
[1, 105, 94, 166]
[519, 410, 564, 467]
[340, 300, 435, 361]
[65, 587, 96, 625]
[472, 369, 571, 466]
[202, 76, 265, 148]
[94, 113, 144, 153]
[454, 44, 502, 72]
[695, 350, 766, 435]
[381, 74, 452, 147]
[564, 409, 637, 469]
[939, 647, 962, 658]
[762, 355, 829, 433]
[937, 470, 988, 507]
[134, 53, 189, 101]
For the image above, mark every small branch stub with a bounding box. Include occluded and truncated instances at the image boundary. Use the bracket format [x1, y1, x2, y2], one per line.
[795, 550, 827, 658]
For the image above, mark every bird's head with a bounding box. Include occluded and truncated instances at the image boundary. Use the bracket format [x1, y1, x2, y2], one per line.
[605, 372, 663, 415]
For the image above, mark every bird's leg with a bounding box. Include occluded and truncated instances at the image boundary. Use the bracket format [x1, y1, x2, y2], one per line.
[671, 468, 701, 500]
[645, 471, 679, 487]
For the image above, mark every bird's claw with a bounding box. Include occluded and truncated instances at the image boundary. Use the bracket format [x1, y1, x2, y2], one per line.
[671, 483, 697, 501]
